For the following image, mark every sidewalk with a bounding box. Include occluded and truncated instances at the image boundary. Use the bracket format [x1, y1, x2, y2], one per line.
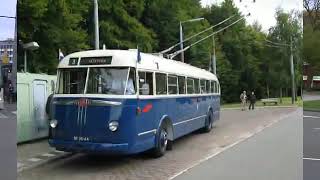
[17, 139, 71, 172]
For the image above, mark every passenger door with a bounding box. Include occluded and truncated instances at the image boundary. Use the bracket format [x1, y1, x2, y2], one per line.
[33, 80, 47, 133]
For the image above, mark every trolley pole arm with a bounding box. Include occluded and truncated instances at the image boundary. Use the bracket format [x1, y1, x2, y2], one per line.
[159, 15, 237, 54]
[167, 14, 248, 59]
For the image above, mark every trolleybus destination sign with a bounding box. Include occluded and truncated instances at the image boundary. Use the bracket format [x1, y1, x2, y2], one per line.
[80, 56, 112, 65]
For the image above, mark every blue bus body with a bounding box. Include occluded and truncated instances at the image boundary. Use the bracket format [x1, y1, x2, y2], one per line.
[49, 50, 220, 155]
[49, 95, 220, 154]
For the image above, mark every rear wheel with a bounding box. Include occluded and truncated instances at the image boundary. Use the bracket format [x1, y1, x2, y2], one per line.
[202, 111, 213, 133]
[151, 124, 168, 158]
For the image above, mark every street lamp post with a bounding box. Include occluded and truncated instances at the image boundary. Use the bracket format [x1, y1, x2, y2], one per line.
[179, 17, 204, 62]
[22, 42, 39, 72]
[94, 0, 99, 50]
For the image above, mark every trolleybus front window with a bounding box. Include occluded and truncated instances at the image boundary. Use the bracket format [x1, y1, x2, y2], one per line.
[86, 67, 135, 95]
[57, 68, 87, 94]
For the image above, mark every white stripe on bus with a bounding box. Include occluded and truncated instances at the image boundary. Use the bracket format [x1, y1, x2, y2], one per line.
[138, 129, 157, 136]
[173, 115, 207, 126]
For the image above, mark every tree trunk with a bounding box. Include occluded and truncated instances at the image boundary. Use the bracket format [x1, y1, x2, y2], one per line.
[280, 87, 283, 104]
[267, 83, 269, 98]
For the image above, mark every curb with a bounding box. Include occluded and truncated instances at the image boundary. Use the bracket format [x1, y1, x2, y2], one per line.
[303, 109, 320, 112]
[222, 106, 298, 110]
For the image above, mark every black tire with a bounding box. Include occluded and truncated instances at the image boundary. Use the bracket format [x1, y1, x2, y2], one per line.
[202, 111, 213, 133]
[166, 140, 173, 151]
[151, 123, 168, 158]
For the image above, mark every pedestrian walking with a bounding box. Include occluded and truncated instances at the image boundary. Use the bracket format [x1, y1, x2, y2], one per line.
[8, 82, 14, 104]
[240, 91, 247, 111]
[249, 91, 256, 110]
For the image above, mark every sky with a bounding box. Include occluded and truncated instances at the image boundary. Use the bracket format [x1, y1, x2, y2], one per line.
[0, 0, 17, 40]
[201, 0, 302, 32]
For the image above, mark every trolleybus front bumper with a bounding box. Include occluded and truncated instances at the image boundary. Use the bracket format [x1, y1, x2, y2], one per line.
[48, 139, 130, 154]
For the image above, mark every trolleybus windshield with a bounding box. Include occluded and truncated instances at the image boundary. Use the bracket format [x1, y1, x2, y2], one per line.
[58, 68, 87, 94]
[57, 67, 136, 95]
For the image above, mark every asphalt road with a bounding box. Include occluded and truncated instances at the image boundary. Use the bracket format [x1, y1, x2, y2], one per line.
[18, 107, 299, 180]
[173, 108, 302, 180]
[0, 103, 17, 180]
[303, 91, 320, 101]
[304, 111, 320, 180]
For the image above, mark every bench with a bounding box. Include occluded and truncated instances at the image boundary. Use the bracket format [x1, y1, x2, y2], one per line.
[261, 98, 279, 105]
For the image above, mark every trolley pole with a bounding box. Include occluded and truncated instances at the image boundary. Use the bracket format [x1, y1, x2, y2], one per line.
[290, 37, 295, 104]
[94, 0, 99, 50]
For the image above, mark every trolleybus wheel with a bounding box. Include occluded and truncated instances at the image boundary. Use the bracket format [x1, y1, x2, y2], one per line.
[203, 111, 213, 133]
[152, 124, 168, 157]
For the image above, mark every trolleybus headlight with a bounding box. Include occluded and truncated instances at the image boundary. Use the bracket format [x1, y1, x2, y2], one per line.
[50, 119, 58, 128]
[109, 121, 119, 132]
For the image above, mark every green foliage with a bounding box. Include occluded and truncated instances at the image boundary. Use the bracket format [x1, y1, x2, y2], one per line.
[17, 0, 302, 102]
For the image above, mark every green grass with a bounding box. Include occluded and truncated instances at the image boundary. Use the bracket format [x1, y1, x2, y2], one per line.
[304, 100, 320, 111]
[222, 96, 302, 109]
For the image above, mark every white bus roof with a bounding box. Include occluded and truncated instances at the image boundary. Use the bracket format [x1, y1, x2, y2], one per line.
[58, 49, 218, 81]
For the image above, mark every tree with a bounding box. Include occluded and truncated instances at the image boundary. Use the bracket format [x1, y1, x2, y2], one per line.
[266, 9, 303, 99]
[18, 0, 90, 74]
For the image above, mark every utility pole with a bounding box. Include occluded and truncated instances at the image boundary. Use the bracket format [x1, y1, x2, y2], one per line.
[265, 38, 296, 104]
[290, 37, 295, 104]
[94, 0, 99, 50]
[212, 35, 216, 74]
[179, 22, 184, 62]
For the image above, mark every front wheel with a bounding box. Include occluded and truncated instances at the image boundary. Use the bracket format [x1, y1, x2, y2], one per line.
[151, 124, 168, 158]
[202, 111, 213, 133]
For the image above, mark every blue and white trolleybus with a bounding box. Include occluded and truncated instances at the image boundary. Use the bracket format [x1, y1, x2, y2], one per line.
[49, 49, 220, 157]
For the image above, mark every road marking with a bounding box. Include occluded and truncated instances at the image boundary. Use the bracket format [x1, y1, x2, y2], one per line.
[42, 153, 56, 157]
[303, 157, 320, 161]
[54, 150, 65, 153]
[28, 158, 42, 162]
[169, 112, 294, 180]
[304, 115, 320, 119]
[0, 113, 8, 118]
[12, 111, 17, 114]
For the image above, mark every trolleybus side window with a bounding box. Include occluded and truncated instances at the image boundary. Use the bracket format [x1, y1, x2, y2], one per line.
[211, 81, 215, 93]
[58, 68, 87, 94]
[206, 80, 210, 93]
[200, 79, 206, 94]
[187, 78, 194, 94]
[139, 71, 153, 95]
[194, 78, 199, 94]
[156, 73, 167, 95]
[178, 76, 186, 94]
[168, 75, 178, 95]
[86, 67, 131, 95]
[125, 68, 136, 95]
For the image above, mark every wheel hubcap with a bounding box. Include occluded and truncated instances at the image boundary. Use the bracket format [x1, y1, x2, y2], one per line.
[161, 130, 168, 148]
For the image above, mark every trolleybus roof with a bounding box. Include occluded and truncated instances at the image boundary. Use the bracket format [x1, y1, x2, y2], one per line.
[58, 49, 218, 81]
